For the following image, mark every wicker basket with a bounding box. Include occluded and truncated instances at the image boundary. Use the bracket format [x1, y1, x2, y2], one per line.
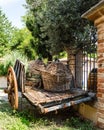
[25, 59, 45, 88]
[41, 62, 72, 92]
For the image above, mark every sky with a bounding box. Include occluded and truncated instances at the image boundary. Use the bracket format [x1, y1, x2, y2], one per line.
[0, 0, 26, 28]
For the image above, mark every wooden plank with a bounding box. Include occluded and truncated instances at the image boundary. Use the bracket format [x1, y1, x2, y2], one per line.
[23, 88, 93, 114]
[42, 96, 92, 113]
[23, 87, 87, 105]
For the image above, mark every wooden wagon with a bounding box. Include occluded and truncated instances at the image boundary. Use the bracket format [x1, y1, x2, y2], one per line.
[4, 59, 96, 114]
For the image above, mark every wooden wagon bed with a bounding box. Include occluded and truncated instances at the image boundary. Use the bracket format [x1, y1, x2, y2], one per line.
[23, 86, 95, 113]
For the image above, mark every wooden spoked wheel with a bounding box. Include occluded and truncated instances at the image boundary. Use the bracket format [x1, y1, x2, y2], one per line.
[6, 66, 18, 110]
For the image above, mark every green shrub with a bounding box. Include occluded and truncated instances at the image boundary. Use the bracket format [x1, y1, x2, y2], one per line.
[0, 51, 28, 76]
[0, 61, 12, 76]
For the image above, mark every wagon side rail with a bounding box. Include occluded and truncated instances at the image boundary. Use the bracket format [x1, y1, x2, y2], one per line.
[14, 59, 25, 93]
[23, 89, 96, 114]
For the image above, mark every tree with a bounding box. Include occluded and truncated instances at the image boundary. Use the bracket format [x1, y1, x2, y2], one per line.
[0, 8, 14, 57]
[25, 0, 53, 60]
[0, 8, 36, 60]
[79, 0, 100, 14]
[10, 28, 36, 59]
[25, 0, 99, 59]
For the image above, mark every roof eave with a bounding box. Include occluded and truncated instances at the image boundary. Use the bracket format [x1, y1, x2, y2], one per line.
[81, 0, 104, 21]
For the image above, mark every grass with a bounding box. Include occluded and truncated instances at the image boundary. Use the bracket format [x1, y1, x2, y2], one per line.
[0, 51, 28, 76]
[0, 98, 98, 130]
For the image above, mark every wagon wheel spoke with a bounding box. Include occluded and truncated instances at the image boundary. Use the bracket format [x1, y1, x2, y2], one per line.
[6, 66, 18, 110]
[8, 92, 15, 108]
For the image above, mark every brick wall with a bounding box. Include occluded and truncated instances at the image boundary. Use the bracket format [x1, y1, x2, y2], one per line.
[82, 0, 104, 128]
[95, 15, 104, 128]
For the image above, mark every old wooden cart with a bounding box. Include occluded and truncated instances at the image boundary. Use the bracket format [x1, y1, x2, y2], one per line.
[4, 59, 95, 114]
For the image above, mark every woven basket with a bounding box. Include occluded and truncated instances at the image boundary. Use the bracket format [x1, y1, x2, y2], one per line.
[26, 59, 45, 87]
[41, 62, 72, 92]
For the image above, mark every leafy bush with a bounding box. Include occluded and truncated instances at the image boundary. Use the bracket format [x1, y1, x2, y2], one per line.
[0, 61, 12, 76]
[0, 51, 28, 76]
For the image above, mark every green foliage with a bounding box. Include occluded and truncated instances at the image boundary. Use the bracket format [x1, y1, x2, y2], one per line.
[58, 51, 67, 59]
[25, 0, 99, 58]
[25, 0, 53, 60]
[0, 8, 15, 57]
[64, 117, 96, 130]
[79, 0, 100, 14]
[53, 51, 67, 61]
[0, 8, 36, 60]
[42, 0, 81, 48]
[10, 28, 37, 60]
[0, 51, 28, 76]
[0, 61, 12, 76]
[0, 101, 97, 130]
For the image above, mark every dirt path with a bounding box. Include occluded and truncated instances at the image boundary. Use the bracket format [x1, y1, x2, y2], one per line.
[0, 90, 8, 101]
[0, 76, 7, 89]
